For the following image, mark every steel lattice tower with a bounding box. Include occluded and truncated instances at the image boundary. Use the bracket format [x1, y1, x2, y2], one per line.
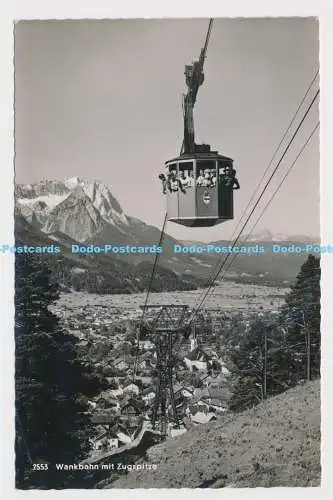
[139, 305, 190, 436]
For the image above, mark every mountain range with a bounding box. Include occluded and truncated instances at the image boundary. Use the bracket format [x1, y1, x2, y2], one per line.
[15, 178, 320, 293]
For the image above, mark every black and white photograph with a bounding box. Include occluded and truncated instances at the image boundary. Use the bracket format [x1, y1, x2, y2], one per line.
[13, 17, 321, 489]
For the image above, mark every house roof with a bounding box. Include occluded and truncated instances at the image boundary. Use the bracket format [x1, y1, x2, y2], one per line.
[202, 347, 218, 357]
[106, 377, 118, 384]
[108, 388, 123, 395]
[208, 387, 233, 401]
[138, 352, 153, 363]
[208, 375, 234, 388]
[113, 359, 129, 367]
[210, 399, 228, 408]
[93, 429, 108, 441]
[121, 398, 145, 412]
[116, 431, 132, 444]
[98, 391, 118, 404]
[120, 415, 141, 427]
[142, 386, 155, 396]
[135, 376, 152, 386]
[173, 383, 183, 394]
[111, 349, 124, 359]
[194, 388, 210, 400]
[185, 346, 210, 362]
[124, 355, 135, 364]
[123, 383, 139, 391]
[139, 339, 154, 345]
[91, 412, 117, 424]
[194, 399, 210, 406]
[121, 405, 137, 415]
[191, 412, 217, 424]
[182, 387, 194, 395]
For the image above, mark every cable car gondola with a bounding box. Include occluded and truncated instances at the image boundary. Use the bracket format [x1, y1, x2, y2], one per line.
[161, 19, 239, 228]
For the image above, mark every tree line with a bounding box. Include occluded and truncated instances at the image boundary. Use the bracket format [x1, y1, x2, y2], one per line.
[15, 254, 107, 489]
[229, 254, 320, 411]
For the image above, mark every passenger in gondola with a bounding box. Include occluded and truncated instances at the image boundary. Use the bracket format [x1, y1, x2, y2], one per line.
[158, 173, 167, 194]
[211, 170, 217, 187]
[186, 170, 195, 188]
[196, 170, 205, 186]
[169, 171, 179, 192]
[202, 170, 212, 187]
[224, 166, 240, 190]
[232, 170, 240, 189]
[178, 172, 187, 193]
[219, 166, 226, 178]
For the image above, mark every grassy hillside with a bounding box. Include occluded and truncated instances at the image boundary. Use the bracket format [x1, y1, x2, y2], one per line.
[109, 380, 320, 488]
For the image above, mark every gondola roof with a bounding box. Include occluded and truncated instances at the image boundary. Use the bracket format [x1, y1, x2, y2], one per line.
[164, 151, 233, 165]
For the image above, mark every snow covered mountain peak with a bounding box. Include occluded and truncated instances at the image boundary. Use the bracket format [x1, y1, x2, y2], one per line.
[64, 176, 84, 189]
[15, 178, 130, 241]
[243, 229, 319, 243]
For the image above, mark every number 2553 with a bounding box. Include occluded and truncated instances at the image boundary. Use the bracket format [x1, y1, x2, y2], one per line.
[32, 464, 48, 471]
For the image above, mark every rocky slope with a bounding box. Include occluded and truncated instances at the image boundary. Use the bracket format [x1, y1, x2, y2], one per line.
[109, 380, 320, 488]
[15, 177, 130, 241]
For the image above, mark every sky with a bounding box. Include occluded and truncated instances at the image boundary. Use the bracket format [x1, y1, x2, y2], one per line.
[14, 18, 320, 241]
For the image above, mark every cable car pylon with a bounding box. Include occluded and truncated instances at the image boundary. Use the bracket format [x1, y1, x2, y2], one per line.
[139, 304, 191, 436]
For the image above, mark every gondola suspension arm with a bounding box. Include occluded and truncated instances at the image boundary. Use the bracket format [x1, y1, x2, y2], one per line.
[182, 18, 214, 154]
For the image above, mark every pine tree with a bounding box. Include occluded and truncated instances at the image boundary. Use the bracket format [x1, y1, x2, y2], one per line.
[15, 254, 103, 489]
[280, 254, 321, 381]
[229, 317, 272, 411]
[229, 255, 321, 412]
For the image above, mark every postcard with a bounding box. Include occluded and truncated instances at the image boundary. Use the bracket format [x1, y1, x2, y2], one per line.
[8, 14, 323, 492]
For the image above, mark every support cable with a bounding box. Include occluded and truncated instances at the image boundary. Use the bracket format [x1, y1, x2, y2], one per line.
[132, 213, 168, 382]
[210, 121, 320, 290]
[188, 89, 319, 325]
[187, 71, 319, 319]
[188, 121, 320, 389]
